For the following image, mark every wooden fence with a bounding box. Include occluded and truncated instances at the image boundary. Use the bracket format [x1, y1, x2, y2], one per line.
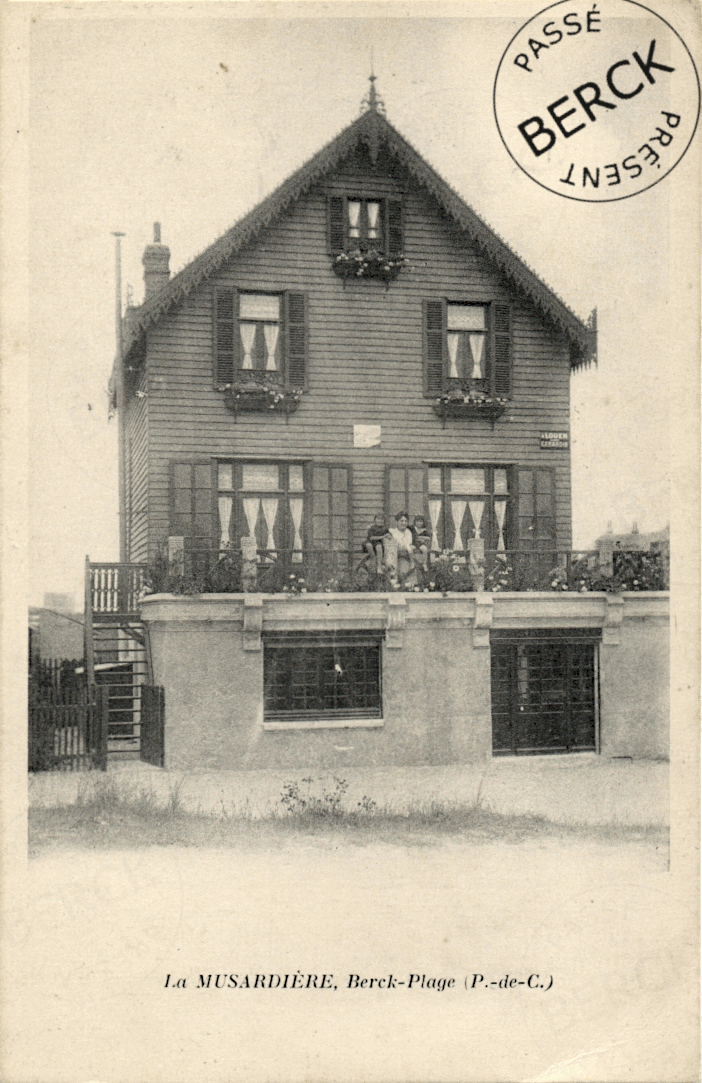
[29, 661, 108, 771]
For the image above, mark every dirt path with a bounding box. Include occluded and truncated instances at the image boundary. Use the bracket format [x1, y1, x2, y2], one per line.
[4, 832, 691, 1083]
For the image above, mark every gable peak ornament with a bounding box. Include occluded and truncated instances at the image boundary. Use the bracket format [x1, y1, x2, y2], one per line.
[361, 71, 386, 117]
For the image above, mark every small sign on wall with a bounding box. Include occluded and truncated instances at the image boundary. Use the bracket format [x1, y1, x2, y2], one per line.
[354, 424, 381, 448]
[540, 431, 569, 449]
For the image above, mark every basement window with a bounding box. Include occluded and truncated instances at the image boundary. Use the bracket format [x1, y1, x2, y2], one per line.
[262, 631, 383, 729]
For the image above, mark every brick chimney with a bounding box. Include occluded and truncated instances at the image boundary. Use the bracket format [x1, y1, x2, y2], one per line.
[142, 222, 170, 300]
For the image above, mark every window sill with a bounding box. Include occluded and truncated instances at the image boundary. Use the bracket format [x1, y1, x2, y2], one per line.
[262, 718, 384, 731]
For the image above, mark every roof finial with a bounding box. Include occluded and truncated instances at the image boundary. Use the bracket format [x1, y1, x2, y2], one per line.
[361, 56, 386, 115]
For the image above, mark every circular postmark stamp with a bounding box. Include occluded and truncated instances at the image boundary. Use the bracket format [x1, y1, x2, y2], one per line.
[493, 0, 700, 201]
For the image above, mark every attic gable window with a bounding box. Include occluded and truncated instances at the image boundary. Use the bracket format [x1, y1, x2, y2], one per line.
[328, 195, 403, 258]
[423, 299, 512, 410]
[347, 200, 383, 248]
[213, 289, 308, 392]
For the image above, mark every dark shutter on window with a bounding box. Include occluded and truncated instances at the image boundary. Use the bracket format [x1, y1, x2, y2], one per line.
[310, 463, 352, 553]
[213, 288, 238, 385]
[387, 198, 403, 256]
[423, 299, 445, 396]
[328, 196, 345, 255]
[385, 464, 426, 521]
[284, 291, 308, 390]
[170, 460, 216, 572]
[515, 467, 555, 549]
[491, 303, 511, 397]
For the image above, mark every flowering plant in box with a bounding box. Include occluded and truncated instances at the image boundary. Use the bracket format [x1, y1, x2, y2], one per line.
[436, 387, 509, 408]
[219, 381, 302, 413]
[333, 248, 408, 283]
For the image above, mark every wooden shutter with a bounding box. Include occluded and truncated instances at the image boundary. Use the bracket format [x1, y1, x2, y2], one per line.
[170, 460, 216, 570]
[310, 464, 352, 554]
[213, 288, 238, 385]
[284, 291, 308, 390]
[328, 196, 345, 255]
[491, 303, 511, 397]
[515, 467, 555, 550]
[423, 299, 445, 396]
[387, 198, 403, 256]
[385, 465, 426, 521]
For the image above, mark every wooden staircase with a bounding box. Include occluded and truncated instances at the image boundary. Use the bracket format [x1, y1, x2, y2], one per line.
[84, 559, 150, 756]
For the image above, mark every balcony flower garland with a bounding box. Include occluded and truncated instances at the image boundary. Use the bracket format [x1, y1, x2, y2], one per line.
[333, 248, 408, 285]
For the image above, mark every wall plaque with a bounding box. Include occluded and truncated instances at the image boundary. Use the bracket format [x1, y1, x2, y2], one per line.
[540, 431, 569, 449]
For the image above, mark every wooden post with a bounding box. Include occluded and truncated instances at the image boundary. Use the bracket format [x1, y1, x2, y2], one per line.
[598, 535, 614, 577]
[468, 538, 485, 592]
[96, 684, 109, 770]
[168, 536, 185, 577]
[84, 556, 96, 685]
[112, 233, 127, 564]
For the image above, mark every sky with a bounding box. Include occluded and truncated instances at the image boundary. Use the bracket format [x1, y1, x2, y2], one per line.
[15, 0, 699, 607]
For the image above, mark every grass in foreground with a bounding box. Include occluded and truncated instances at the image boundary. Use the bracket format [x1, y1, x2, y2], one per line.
[28, 774, 669, 854]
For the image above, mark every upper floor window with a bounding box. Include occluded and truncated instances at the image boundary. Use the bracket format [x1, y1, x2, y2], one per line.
[348, 199, 383, 247]
[328, 195, 403, 257]
[423, 299, 512, 400]
[213, 289, 307, 389]
[447, 304, 488, 381]
[238, 293, 281, 372]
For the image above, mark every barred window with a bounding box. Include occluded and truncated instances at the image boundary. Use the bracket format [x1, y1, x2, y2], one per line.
[263, 632, 382, 722]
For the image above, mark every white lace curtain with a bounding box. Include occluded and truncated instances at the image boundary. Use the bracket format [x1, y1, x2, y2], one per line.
[428, 498, 442, 552]
[468, 333, 485, 379]
[218, 496, 233, 549]
[264, 324, 279, 370]
[468, 499, 485, 540]
[240, 323, 256, 369]
[289, 498, 304, 563]
[348, 201, 361, 238]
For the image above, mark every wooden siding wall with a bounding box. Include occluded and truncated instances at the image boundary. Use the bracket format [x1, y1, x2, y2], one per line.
[125, 368, 149, 562]
[142, 156, 573, 556]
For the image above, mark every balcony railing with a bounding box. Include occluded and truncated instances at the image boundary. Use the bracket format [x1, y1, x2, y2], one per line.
[119, 543, 667, 606]
[86, 544, 668, 619]
[88, 563, 148, 619]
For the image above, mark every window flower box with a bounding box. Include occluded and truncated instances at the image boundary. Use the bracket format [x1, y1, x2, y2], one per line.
[433, 388, 508, 426]
[333, 248, 408, 285]
[220, 377, 301, 419]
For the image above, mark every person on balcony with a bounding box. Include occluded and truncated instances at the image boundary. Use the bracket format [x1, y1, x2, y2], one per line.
[385, 512, 418, 587]
[363, 514, 391, 575]
[411, 515, 432, 573]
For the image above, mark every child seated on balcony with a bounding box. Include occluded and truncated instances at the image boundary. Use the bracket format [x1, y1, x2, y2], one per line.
[411, 515, 431, 572]
[363, 514, 391, 575]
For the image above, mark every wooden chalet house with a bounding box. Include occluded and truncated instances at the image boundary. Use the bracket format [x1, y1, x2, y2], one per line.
[89, 83, 669, 771]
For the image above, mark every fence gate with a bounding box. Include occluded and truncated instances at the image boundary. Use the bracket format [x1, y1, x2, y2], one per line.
[140, 685, 165, 767]
[491, 629, 599, 755]
[29, 679, 108, 772]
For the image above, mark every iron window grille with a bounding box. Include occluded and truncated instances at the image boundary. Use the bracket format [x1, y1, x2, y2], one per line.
[490, 629, 600, 756]
[263, 631, 383, 722]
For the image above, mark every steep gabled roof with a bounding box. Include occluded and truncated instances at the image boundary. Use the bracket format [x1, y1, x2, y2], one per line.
[122, 107, 596, 369]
